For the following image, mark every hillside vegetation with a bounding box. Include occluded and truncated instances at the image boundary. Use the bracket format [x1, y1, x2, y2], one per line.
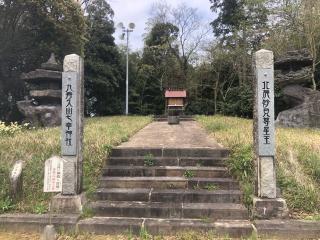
[0, 116, 152, 214]
[197, 116, 320, 219]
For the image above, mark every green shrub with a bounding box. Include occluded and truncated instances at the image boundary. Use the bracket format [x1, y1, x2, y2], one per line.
[144, 154, 155, 167]
[217, 85, 254, 118]
[184, 170, 195, 178]
[0, 121, 29, 136]
[228, 144, 254, 183]
[0, 196, 14, 214]
[204, 183, 218, 191]
[228, 144, 254, 209]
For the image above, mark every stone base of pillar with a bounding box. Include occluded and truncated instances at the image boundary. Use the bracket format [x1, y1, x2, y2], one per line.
[51, 193, 86, 214]
[252, 197, 289, 219]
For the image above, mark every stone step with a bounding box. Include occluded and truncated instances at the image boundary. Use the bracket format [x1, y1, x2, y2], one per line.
[154, 115, 194, 118]
[95, 188, 242, 203]
[107, 157, 227, 167]
[0, 214, 79, 233]
[102, 166, 229, 178]
[99, 177, 239, 190]
[154, 115, 195, 121]
[154, 118, 195, 122]
[254, 220, 320, 240]
[78, 217, 253, 238]
[110, 147, 230, 158]
[89, 201, 248, 220]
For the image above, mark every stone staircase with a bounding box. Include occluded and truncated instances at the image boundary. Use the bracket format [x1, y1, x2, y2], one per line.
[79, 147, 253, 237]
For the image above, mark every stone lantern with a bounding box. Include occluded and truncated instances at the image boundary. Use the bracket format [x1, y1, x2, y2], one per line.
[17, 53, 62, 127]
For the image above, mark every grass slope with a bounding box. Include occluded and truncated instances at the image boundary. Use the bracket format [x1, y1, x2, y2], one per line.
[0, 116, 152, 214]
[197, 115, 320, 218]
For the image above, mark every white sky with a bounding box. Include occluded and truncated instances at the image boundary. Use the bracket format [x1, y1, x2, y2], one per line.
[109, 0, 215, 51]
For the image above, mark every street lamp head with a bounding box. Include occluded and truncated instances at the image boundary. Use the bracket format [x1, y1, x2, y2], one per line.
[117, 22, 124, 29]
[129, 23, 135, 30]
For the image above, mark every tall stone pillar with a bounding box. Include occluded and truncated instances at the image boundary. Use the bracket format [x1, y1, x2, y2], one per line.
[51, 54, 85, 213]
[252, 49, 288, 219]
[61, 54, 84, 195]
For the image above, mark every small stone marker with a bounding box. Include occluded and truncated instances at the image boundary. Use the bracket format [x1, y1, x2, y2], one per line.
[10, 160, 24, 201]
[253, 49, 288, 219]
[41, 225, 57, 240]
[61, 54, 84, 195]
[44, 156, 63, 193]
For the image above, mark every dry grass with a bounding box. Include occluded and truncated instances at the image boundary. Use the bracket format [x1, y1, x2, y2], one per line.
[0, 231, 260, 240]
[0, 232, 40, 240]
[197, 115, 320, 217]
[0, 116, 152, 214]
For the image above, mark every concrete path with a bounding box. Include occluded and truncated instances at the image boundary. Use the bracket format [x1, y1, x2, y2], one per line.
[118, 121, 222, 149]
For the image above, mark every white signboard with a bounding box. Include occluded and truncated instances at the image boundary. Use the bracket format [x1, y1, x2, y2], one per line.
[44, 156, 63, 192]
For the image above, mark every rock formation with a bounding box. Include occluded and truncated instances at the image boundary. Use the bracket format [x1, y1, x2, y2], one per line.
[17, 54, 62, 127]
[275, 49, 320, 128]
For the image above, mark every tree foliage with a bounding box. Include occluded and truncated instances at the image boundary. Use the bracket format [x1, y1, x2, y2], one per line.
[129, 22, 181, 115]
[148, 2, 208, 84]
[210, 0, 269, 49]
[84, 0, 124, 116]
[0, 0, 85, 122]
[2, 0, 320, 120]
[263, 0, 320, 90]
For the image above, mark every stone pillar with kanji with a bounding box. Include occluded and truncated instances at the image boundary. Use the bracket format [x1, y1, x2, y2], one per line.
[252, 49, 288, 219]
[51, 54, 85, 213]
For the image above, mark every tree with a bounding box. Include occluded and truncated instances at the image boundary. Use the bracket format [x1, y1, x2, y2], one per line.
[147, 2, 209, 84]
[186, 42, 254, 117]
[131, 22, 180, 115]
[171, 3, 210, 83]
[207, 44, 238, 114]
[210, 0, 269, 86]
[205, 0, 267, 117]
[0, 0, 85, 122]
[186, 63, 215, 115]
[144, 22, 181, 89]
[263, 0, 305, 56]
[210, 0, 268, 48]
[263, 0, 320, 89]
[301, 0, 320, 90]
[84, 0, 124, 116]
[146, 2, 171, 29]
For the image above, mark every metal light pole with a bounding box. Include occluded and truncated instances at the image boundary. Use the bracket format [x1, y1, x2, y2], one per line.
[118, 22, 135, 115]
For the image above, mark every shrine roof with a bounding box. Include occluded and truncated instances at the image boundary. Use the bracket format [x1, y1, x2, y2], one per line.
[165, 90, 187, 98]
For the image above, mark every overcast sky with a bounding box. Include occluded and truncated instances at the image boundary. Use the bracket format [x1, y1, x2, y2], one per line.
[109, 0, 215, 51]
